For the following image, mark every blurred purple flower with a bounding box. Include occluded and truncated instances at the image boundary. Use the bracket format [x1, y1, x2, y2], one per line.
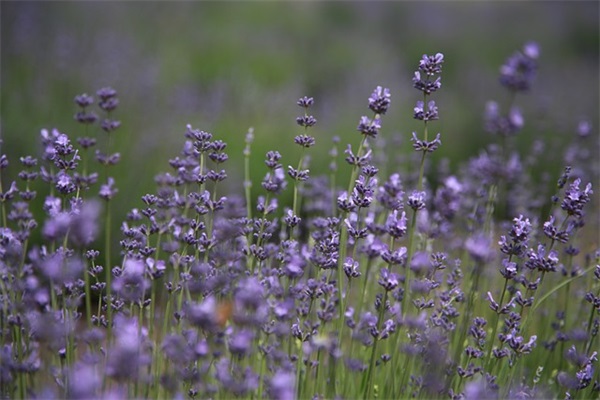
[106, 316, 150, 381]
[499, 42, 539, 92]
[268, 370, 295, 400]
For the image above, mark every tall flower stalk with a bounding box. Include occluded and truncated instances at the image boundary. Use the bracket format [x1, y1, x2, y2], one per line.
[96, 87, 121, 334]
[336, 86, 390, 334]
[289, 96, 317, 235]
[403, 53, 444, 314]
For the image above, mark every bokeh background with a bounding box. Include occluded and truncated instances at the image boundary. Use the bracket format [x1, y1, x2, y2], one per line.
[2, 1, 599, 223]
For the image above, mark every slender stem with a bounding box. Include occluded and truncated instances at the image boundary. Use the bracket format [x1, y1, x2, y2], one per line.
[256, 348, 267, 399]
[416, 150, 427, 193]
[84, 261, 92, 329]
[364, 291, 388, 399]
[337, 135, 368, 339]
[292, 149, 306, 220]
[105, 201, 112, 333]
[244, 128, 254, 221]
[485, 276, 510, 370]
[0, 175, 7, 226]
[402, 209, 418, 313]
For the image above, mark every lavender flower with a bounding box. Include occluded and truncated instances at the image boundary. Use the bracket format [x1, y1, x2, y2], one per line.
[112, 258, 149, 303]
[561, 178, 593, 218]
[0, 47, 597, 399]
[411, 132, 442, 153]
[99, 177, 118, 200]
[408, 190, 426, 211]
[357, 116, 381, 138]
[368, 86, 391, 115]
[268, 370, 295, 400]
[378, 268, 400, 291]
[385, 209, 407, 239]
[499, 42, 539, 92]
[262, 168, 287, 194]
[525, 245, 559, 273]
[105, 316, 151, 381]
[465, 234, 495, 264]
[343, 257, 361, 279]
[42, 200, 100, 247]
[413, 53, 444, 95]
[413, 100, 439, 121]
[484, 102, 525, 137]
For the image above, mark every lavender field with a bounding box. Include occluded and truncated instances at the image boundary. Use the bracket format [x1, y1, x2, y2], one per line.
[1, 2, 599, 399]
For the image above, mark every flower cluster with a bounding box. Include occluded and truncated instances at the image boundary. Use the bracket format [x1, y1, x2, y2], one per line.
[0, 44, 598, 400]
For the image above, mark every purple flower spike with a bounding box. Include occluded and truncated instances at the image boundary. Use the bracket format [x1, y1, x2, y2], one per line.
[561, 178, 593, 218]
[418, 53, 444, 75]
[269, 370, 295, 400]
[499, 42, 540, 92]
[368, 86, 391, 115]
[297, 96, 314, 108]
[378, 268, 400, 291]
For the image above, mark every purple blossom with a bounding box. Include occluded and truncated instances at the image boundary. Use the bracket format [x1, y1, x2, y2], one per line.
[418, 53, 444, 75]
[343, 257, 361, 279]
[105, 316, 150, 381]
[408, 191, 426, 211]
[112, 258, 149, 303]
[543, 216, 571, 243]
[411, 132, 442, 153]
[381, 245, 407, 266]
[295, 116, 317, 128]
[484, 101, 525, 136]
[0, 181, 18, 202]
[74, 93, 94, 107]
[385, 210, 407, 239]
[30, 248, 84, 285]
[297, 96, 314, 108]
[525, 245, 559, 273]
[42, 200, 100, 247]
[337, 191, 356, 212]
[465, 234, 494, 263]
[268, 370, 295, 400]
[55, 171, 76, 194]
[561, 178, 593, 218]
[229, 329, 254, 357]
[0, 53, 597, 399]
[262, 167, 287, 194]
[99, 177, 118, 200]
[161, 333, 196, 364]
[499, 215, 532, 257]
[409, 251, 431, 275]
[378, 268, 400, 291]
[344, 144, 372, 167]
[413, 100, 439, 121]
[368, 86, 391, 115]
[357, 116, 381, 138]
[499, 42, 539, 92]
[67, 363, 101, 399]
[185, 296, 220, 331]
[412, 71, 442, 95]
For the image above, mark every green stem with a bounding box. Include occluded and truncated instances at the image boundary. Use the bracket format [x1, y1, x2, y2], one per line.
[84, 258, 93, 329]
[337, 135, 368, 342]
[292, 149, 306, 220]
[243, 128, 254, 221]
[363, 291, 388, 399]
[485, 277, 510, 370]
[104, 201, 112, 334]
[402, 208, 419, 314]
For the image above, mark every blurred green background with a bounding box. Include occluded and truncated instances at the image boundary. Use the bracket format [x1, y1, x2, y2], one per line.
[1, 1, 598, 220]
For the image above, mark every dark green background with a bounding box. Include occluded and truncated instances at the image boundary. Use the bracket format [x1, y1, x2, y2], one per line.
[2, 1, 598, 218]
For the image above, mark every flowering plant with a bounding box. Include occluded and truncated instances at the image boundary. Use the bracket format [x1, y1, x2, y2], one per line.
[0, 44, 598, 399]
